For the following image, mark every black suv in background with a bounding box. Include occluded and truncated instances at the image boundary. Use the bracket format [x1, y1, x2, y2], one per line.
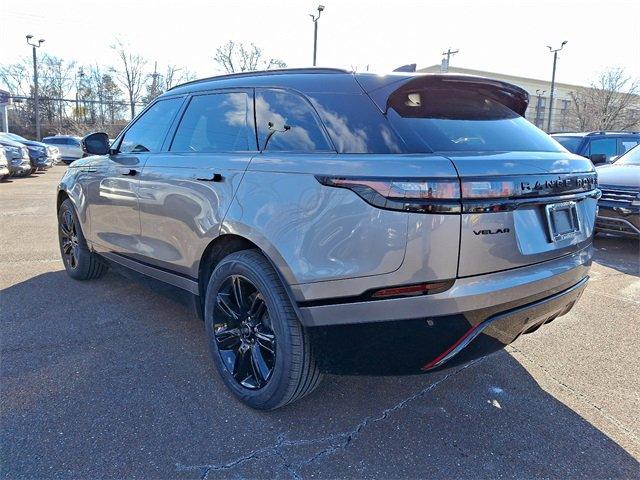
[552, 131, 640, 165]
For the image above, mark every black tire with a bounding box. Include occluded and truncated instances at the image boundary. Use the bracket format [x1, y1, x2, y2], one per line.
[58, 198, 109, 280]
[204, 250, 322, 410]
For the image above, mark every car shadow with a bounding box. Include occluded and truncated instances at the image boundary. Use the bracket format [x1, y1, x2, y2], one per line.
[1, 269, 638, 479]
[593, 234, 640, 277]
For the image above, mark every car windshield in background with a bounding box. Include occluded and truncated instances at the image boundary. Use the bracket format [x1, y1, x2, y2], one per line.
[387, 88, 564, 153]
[553, 135, 582, 153]
[616, 144, 640, 165]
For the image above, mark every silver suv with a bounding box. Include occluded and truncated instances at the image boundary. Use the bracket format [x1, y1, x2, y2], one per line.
[57, 69, 598, 409]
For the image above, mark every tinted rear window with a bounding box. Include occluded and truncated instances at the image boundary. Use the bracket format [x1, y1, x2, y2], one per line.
[553, 136, 583, 153]
[387, 88, 564, 153]
[307, 93, 406, 154]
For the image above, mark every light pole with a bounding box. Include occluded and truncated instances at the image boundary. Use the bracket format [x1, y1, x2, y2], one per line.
[310, 5, 325, 66]
[535, 89, 546, 128]
[26, 35, 45, 140]
[546, 41, 567, 132]
[441, 48, 459, 72]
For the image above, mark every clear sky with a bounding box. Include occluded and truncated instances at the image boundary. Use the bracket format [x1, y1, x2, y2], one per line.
[1, 0, 639, 87]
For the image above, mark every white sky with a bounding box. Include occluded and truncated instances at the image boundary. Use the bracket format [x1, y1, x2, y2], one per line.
[1, 0, 639, 87]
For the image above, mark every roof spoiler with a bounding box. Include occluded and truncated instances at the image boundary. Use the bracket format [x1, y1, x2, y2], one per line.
[357, 74, 530, 117]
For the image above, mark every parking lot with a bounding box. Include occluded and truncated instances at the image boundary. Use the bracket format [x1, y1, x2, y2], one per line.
[1, 165, 638, 479]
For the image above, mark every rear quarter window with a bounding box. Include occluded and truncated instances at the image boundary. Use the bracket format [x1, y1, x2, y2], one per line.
[307, 93, 406, 154]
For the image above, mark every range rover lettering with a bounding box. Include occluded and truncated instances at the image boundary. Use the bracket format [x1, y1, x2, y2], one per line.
[57, 69, 598, 410]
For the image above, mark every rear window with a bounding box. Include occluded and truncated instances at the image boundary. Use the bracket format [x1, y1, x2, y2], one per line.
[387, 88, 564, 153]
[553, 136, 583, 153]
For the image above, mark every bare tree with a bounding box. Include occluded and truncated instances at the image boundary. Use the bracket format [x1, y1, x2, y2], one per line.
[213, 41, 286, 73]
[111, 40, 148, 119]
[568, 68, 640, 131]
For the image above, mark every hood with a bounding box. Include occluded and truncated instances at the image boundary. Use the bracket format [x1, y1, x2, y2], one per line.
[596, 164, 640, 190]
[0, 138, 27, 149]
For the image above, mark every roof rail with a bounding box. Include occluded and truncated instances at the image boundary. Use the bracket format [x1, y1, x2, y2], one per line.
[169, 67, 351, 91]
[586, 130, 640, 135]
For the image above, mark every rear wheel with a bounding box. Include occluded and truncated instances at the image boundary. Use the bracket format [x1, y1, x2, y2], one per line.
[58, 199, 108, 280]
[204, 250, 322, 410]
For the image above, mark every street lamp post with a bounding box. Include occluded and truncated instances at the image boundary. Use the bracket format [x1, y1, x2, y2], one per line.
[310, 5, 325, 66]
[26, 35, 45, 140]
[546, 41, 567, 132]
[535, 89, 546, 128]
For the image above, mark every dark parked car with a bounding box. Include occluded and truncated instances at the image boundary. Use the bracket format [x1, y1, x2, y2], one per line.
[57, 69, 597, 409]
[0, 137, 31, 177]
[0, 132, 55, 172]
[552, 131, 640, 165]
[595, 144, 640, 237]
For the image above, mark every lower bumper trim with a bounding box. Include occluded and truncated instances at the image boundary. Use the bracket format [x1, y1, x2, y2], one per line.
[422, 276, 588, 371]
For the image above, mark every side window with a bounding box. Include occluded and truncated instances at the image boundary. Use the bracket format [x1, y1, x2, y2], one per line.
[255, 89, 333, 152]
[589, 138, 617, 160]
[170, 92, 255, 152]
[309, 93, 406, 154]
[119, 98, 182, 153]
[620, 139, 639, 155]
[45, 138, 59, 144]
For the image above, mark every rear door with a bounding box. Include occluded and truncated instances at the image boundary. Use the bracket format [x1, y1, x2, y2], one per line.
[384, 77, 598, 277]
[136, 89, 257, 278]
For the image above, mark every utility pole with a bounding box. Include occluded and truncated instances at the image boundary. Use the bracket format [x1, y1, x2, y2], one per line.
[535, 89, 546, 128]
[441, 48, 459, 72]
[310, 5, 325, 66]
[26, 35, 45, 140]
[546, 41, 567, 132]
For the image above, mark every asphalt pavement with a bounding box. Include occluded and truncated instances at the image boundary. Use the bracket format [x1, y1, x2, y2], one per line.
[1, 166, 639, 479]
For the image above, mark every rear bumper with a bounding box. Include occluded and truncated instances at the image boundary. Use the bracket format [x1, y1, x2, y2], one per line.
[310, 275, 589, 375]
[298, 244, 592, 327]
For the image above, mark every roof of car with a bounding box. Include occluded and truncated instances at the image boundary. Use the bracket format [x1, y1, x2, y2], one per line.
[552, 131, 640, 137]
[164, 68, 530, 114]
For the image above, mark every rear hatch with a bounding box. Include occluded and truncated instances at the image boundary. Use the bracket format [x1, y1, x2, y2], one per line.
[369, 73, 598, 277]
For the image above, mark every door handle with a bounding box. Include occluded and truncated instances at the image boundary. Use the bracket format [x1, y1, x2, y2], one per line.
[121, 169, 137, 176]
[196, 173, 223, 182]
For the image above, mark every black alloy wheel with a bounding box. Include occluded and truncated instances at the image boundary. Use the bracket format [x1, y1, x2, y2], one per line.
[213, 275, 277, 389]
[59, 208, 80, 270]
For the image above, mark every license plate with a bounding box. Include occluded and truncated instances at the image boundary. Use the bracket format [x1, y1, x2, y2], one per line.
[545, 201, 580, 242]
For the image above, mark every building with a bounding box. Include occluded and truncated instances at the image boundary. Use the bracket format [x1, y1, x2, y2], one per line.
[418, 65, 579, 132]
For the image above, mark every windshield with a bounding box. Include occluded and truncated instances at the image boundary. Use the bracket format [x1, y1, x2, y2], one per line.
[387, 88, 564, 153]
[616, 144, 640, 165]
[552, 136, 582, 153]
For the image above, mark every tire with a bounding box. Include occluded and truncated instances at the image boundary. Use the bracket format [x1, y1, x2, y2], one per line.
[58, 199, 109, 280]
[204, 250, 322, 410]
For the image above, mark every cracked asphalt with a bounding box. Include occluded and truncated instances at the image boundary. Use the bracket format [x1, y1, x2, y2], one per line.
[1, 166, 639, 479]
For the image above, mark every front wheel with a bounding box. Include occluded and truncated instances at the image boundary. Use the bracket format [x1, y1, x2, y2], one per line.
[204, 250, 322, 410]
[58, 199, 109, 280]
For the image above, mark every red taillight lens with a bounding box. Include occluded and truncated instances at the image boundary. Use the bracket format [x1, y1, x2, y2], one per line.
[371, 280, 454, 298]
[316, 176, 461, 214]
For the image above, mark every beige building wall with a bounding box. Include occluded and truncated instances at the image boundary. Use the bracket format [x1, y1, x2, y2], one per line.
[418, 65, 579, 132]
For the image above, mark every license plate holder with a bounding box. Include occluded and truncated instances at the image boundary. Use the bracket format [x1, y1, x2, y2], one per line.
[545, 201, 580, 242]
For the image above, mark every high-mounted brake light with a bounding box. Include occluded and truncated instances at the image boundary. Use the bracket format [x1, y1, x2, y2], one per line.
[315, 176, 461, 214]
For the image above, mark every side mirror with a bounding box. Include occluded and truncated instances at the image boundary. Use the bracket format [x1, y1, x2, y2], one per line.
[589, 153, 607, 165]
[82, 132, 110, 155]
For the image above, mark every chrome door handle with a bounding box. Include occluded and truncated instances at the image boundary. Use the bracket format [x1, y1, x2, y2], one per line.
[196, 173, 223, 182]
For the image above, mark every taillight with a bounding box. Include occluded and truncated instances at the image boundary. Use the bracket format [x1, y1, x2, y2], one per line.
[371, 280, 454, 298]
[315, 176, 461, 214]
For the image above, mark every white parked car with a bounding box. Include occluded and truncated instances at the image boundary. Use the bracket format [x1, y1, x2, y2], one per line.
[42, 135, 84, 164]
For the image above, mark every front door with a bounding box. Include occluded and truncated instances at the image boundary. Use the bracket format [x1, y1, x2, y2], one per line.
[137, 90, 257, 278]
[86, 97, 184, 257]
